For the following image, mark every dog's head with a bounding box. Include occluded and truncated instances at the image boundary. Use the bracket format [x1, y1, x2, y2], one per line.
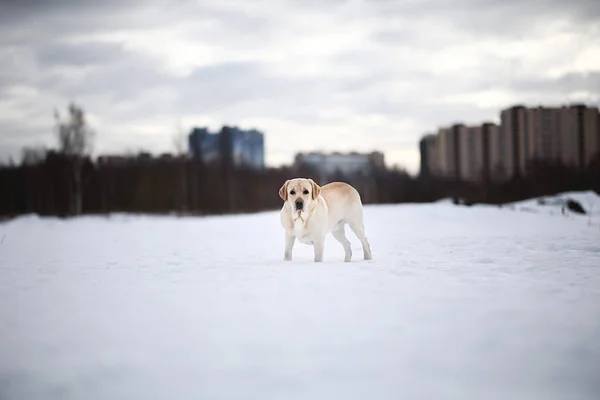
[279, 178, 321, 212]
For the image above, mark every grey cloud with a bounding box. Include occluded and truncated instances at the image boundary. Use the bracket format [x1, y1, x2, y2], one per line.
[0, 1, 277, 49]
[0, 123, 52, 144]
[174, 61, 340, 121]
[371, 0, 600, 40]
[0, 47, 38, 88]
[369, 27, 418, 46]
[373, 0, 600, 21]
[506, 71, 600, 96]
[0, 121, 54, 163]
[35, 41, 131, 67]
[0, 2, 145, 46]
[2, 39, 173, 107]
[351, 71, 600, 128]
[349, 95, 499, 129]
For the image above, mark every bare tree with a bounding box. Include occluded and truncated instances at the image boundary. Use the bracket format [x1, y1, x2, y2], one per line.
[172, 120, 189, 212]
[172, 120, 187, 156]
[21, 146, 48, 166]
[54, 103, 95, 215]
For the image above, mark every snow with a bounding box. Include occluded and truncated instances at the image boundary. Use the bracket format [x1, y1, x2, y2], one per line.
[508, 190, 600, 218]
[1, 193, 600, 400]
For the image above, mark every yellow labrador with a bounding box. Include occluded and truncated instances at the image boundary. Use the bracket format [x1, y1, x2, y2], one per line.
[278, 178, 372, 262]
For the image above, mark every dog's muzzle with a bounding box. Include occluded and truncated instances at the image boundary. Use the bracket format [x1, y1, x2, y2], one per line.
[295, 199, 304, 211]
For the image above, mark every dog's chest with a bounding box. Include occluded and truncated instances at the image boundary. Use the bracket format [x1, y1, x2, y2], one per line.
[293, 218, 314, 245]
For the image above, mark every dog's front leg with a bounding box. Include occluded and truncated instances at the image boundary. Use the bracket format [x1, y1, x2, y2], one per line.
[313, 235, 325, 262]
[284, 232, 295, 261]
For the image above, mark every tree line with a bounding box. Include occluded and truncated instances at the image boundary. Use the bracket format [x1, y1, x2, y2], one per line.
[1, 104, 599, 219]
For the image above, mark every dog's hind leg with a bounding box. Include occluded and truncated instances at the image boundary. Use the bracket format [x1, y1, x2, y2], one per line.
[347, 211, 372, 260]
[332, 223, 352, 262]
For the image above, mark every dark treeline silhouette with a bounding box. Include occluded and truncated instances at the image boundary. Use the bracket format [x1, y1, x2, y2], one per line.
[421, 157, 600, 207]
[0, 151, 414, 218]
[1, 151, 599, 219]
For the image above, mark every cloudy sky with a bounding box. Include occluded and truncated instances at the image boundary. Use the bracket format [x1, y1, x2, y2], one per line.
[1, 0, 599, 173]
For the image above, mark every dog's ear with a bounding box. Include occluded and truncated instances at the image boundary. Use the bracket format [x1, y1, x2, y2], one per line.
[279, 180, 289, 201]
[309, 179, 321, 200]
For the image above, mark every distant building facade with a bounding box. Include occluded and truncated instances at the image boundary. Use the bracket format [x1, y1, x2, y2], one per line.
[500, 105, 527, 177]
[583, 105, 600, 167]
[188, 126, 265, 170]
[559, 104, 600, 169]
[419, 103, 600, 183]
[294, 151, 385, 179]
[484, 123, 504, 181]
[437, 124, 464, 180]
[530, 106, 563, 165]
[419, 134, 440, 178]
[459, 125, 485, 182]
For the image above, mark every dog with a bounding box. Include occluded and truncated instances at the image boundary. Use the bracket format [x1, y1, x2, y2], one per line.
[278, 178, 372, 262]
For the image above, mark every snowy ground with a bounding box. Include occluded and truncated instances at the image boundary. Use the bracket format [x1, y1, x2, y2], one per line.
[1, 192, 600, 400]
[508, 190, 600, 219]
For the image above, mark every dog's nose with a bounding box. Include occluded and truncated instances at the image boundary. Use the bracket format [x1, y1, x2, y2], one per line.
[295, 199, 304, 210]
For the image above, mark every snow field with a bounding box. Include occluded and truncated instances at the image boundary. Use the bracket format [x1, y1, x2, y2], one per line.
[1, 195, 599, 400]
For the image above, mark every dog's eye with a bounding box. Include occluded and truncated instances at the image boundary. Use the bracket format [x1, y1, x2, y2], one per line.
[303, 189, 309, 195]
[290, 190, 296, 195]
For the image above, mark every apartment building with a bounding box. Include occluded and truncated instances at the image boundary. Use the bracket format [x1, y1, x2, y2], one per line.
[419, 102, 599, 184]
[458, 125, 485, 182]
[559, 105, 585, 169]
[528, 106, 563, 166]
[294, 151, 385, 178]
[419, 134, 441, 177]
[454, 122, 505, 183]
[558, 104, 600, 169]
[522, 105, 599, 172]
[485, 123, 506, 181]
[500, 105, 527, 177]
[583, 106, 600, 167]
[188, 125, 265, 170]
[437, 124, 464, 180]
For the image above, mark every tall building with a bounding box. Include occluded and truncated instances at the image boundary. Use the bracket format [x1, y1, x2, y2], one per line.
[560, 104, 585, 169]
[419, 134, 440, 178]
[524, 106, 563, 166]
[456, 122, 500, 183]
[459, 125, 485, 182]
[438, 124, 464, 180]
[188, 125, 265, 170]
[500, 105, 527, 177]
[583, 106, 600, 167]
[558, 104, 600, 170]
[418, 102, 599, 185]
[480, 122, 496, 182]
[485, 123, 506, 181]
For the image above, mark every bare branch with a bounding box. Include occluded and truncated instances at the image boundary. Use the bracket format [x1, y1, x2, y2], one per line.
[172, 120, 187, 156]
[55, 102, 95, 157]
[21, 146, 48, 166]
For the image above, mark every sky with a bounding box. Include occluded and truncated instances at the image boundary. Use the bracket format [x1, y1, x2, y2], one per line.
[1, 0, 599, 174]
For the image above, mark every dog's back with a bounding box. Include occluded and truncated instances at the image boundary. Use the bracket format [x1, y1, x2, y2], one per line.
[320, 182, 361, 206]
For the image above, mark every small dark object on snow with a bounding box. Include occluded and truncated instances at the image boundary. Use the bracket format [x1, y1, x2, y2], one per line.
[566, 199, 586, 215]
